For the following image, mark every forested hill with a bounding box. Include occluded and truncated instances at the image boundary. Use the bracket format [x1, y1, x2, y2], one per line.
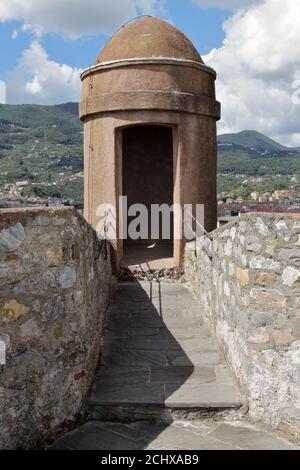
[218, 130, 298, 152]
[0, 103, 83, 203]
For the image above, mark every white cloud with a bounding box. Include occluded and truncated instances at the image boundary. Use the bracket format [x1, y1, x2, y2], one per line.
[2, 0, 300, 148]
[12, 23, 44, 39]
[2, 0, 165, 105]
[0, 81, 6, 104]
[6, 41, 82, 105]
[0, 0, 164, 38]
[192, 0, 263, 11]
[203, 0, 300, 146]
[136, 0, 166, 14]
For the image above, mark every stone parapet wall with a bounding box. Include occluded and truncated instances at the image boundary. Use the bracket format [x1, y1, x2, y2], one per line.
[185, 214, 300, 437]
[0, 207, 116, 449]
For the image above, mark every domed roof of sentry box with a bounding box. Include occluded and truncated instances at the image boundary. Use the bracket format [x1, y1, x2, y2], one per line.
[96, 16, 203, 65]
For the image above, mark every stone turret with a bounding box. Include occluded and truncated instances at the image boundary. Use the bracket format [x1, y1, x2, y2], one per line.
[80, 16, 220, 266]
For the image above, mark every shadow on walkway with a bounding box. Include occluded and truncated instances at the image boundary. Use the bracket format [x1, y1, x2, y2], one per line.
[50, 280, 242, 450]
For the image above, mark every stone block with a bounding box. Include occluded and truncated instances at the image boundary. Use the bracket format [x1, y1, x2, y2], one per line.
[292, 318, 300, 339]
[1, 299, 29, 323]
[241, 293, 251, 307]
[266, 239, 278, 256]
[223, 281, 231, 297]
[292, 221, 300, 234]
[0, 263, 9, 278]
[221, 229, 230, 238]
[248, 328, 271, 349]
[236, 267, 249, 288]
[228, 261, 235, 277]
[282, 266, 300, 287]
[13, 271, 56, 295]
[20, 318, 41, 337]
[239, 220, 247, 233]
[45, 246, 64, 266]
[245, 236, 262, 252]
[272, 329, 294, 347]
[275, 220, 292, 241]
[59, 266, 77, 289]
[224, 239, 233, 257]
[250, 289, 287, 309]
[256, 217, 269, 236]
[249, 256, 281, 272]
[249, 311, 274, 327]
[276, 314, 288, 328]
[279, 248, 300, 268]
[0, 223, 26, 252]
[253, 272, 277, 286]
[230, 227, 237, 240]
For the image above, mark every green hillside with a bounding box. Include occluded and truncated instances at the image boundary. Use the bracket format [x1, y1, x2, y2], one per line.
[0, 103, 83, 205]
[218, 147, 300, 176]
[218, 130, 288, 151]
[0, 103, 300, 206]
[218, 146, 300, 197]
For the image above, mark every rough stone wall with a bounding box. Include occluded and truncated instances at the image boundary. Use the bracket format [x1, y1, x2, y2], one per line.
[0, 207, 116, 449]
[185, 214, 300, 437]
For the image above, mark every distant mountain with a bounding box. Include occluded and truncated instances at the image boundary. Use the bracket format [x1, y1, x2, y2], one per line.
[218, 130, 291, 152]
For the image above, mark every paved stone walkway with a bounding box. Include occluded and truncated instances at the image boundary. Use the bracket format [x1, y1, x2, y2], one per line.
[50, 420, 299, 450]
[89, 281, 241, 412]
[50, 281, 299, 450]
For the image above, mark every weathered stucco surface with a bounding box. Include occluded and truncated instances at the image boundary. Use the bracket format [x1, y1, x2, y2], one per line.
[80, 16, 220, 267]
[0, 207, 116, 449]
[185, 214, 300, 438]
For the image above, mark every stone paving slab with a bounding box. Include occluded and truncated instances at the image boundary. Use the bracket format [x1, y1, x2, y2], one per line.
[92, 365, 239, 407]
[169, 350, 223, 366]
[164, 382, 242, 408]
[160, 316, 200, 329]
[125, 338, 182, 351]
[92, 281, 242, 410]
[176, 337, 216, 352]
[102, 348, 171, 367]
[49, 420, 299, 450]
[95, 366, 150, 385]
[150, 366, 214, 384]
[49, 421, 145, 450]
[90, 383, 165, 405]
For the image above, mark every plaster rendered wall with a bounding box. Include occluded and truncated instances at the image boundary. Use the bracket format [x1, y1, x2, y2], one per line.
[80, 63, 216, 100]
[83, 110, 217, 265]
[185, 214, 300, 437]
[0, 207, 116, 449]
[80, 46, 219, 268]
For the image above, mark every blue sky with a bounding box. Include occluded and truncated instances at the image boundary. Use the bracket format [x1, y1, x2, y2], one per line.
[0, 0, 299, 146]
[0, 1, 229, 78]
